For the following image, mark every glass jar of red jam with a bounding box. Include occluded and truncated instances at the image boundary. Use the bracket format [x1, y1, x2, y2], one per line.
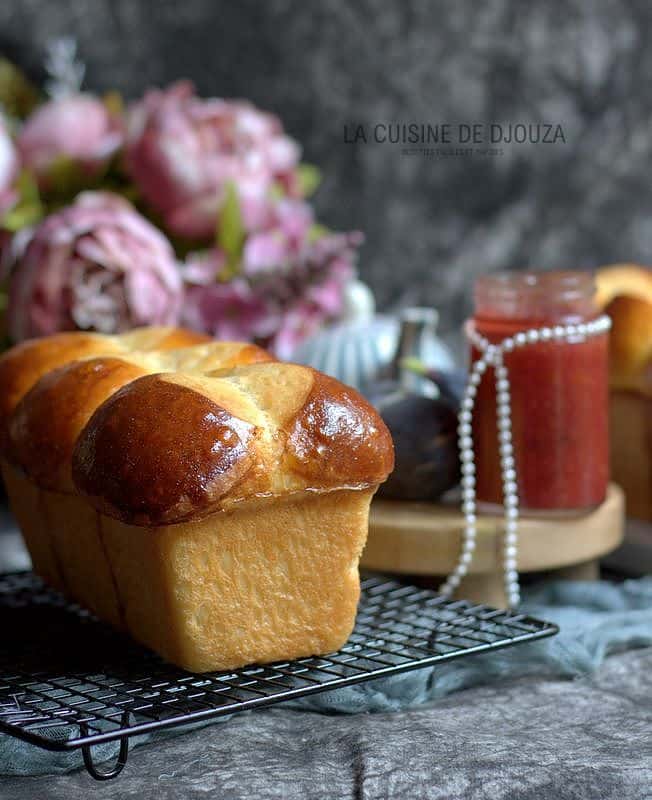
[470, 270, 609, 512]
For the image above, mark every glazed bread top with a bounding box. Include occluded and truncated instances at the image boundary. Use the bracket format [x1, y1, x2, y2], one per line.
[2, 330, 393, 523]
[7, 355, 156, 492]
[72, 365, 394, 526]
[4, 338, 274, 493]
[595, 263, 652, 308]
[595, 264, 652, 396]
[0, 326, 212, 446]
[160, 341, 273, 374]
[605, 295, 652, 396]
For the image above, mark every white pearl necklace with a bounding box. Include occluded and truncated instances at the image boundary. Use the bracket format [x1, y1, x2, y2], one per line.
[438, 314, 612, 608]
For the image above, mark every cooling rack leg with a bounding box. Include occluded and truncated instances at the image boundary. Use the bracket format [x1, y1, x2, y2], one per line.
[81, 735, 129, 781]
[79, 716, 130, 781]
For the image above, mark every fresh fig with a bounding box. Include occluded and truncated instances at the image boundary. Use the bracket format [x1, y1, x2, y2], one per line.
[369, 388, 460, 502]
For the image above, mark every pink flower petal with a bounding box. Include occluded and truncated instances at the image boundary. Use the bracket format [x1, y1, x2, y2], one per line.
[17, 94, 123, 183]
[8, 191, 183, 340]
[125, 83, 301, 240]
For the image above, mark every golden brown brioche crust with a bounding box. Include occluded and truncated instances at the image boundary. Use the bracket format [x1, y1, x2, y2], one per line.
[595, 264, 652, 308]
[6, 357, 152, 492]
[285, 370, 395, 486]
[72, 367, 394, 526]
[118, 327, 213, 350]
[163, 342, 274, 374]
[594, 264, 652, 396]
[0, 327, 215, 446]
[1, 336, 274, 497]
[207, 343, 273, 369]
[605, 295, 652, 395]
[0, 332, 120, 448]
[154, 329, 213, 348]
[73, 374, 258, 525]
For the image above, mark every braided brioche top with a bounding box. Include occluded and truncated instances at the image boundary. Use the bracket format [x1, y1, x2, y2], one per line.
[0, 326, 213, 445]
[2, 328, 394, 525]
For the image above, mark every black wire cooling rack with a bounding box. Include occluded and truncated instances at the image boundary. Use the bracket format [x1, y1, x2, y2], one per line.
[0, 571, 558, 780]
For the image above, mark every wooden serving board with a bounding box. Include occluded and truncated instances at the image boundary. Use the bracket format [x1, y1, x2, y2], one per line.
[362, 484, 625, 606]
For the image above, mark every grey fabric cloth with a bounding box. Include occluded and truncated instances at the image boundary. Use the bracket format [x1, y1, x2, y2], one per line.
[1, 647, 650, 800]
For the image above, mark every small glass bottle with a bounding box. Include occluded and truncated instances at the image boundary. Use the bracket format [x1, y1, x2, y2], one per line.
[470, 270, 609, 512]
[386, 307, 441, 397]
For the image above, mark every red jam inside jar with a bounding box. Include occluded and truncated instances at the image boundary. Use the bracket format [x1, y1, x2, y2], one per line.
[470, 271, 609, 512]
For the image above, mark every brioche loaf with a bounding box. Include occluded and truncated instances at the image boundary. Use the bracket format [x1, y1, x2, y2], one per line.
[1, 329, 394, 671]
[596, 265, 652, 519]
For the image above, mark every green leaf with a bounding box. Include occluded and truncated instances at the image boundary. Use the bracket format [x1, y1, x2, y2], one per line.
[308, 222, 329, 243]
[0, 169, 43, 231]
[103, 90, 124, 118]
[46, 154, 84, 193]
[38, 154, 116, 208]
[2, 204, 40, 231]
[16, 169, 40, 205]
[216, 182, 245, 277]
[297, 163, 321, 197]
[0, 59, 40, 119]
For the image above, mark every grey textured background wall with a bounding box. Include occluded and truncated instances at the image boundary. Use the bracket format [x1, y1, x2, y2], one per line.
[1, 0, 650, 331]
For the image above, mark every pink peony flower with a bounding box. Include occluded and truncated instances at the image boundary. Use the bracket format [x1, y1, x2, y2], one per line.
[17, 94, 122, 184]
[181, 205, 362, 356]
[242, 199, 314, 276]
[182, 247, 226, 286]
[125, 81, 301, 239]
[8, 191, 182, 341]
[0, 117, 19, 216]
[183, 271, 280, 342]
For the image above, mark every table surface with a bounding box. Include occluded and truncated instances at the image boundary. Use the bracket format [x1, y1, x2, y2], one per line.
[1, 509, 651, 800]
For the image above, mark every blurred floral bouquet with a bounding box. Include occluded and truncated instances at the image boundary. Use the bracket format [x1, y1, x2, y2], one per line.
[0, 40, 362, 357]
